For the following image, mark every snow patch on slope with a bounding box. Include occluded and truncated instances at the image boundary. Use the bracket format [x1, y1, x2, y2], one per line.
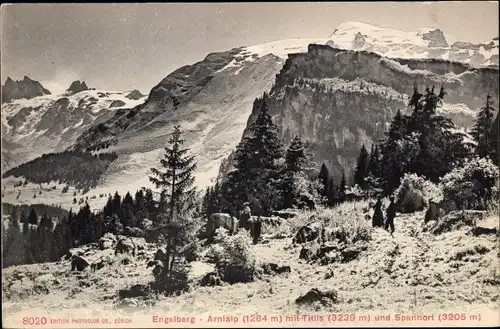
[216, 38, 328, 74]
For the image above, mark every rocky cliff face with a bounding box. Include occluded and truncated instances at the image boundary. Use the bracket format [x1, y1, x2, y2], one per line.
[1, 76, 51, 103]
[229, 45, 499, 182]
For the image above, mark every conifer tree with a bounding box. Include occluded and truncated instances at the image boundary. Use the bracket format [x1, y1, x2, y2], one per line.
[338, 170, 347, 203]
[378, 86, 469, 192]
[223, 93, 284, 215]
[121, 192, 135, 227]
[354, 144, 370, 188]
[472, 94, 496, 158]
[123, 192, 134, 207]
[103, 195, 114, 218]
[368, 144, 381, 177]
[282, 136, 308, 208]
[112, 192, 122, 218]
[134, 189, 145, 211]
[149, 125, 197, 292]
[202, 187, 211, 217]
[326, 177, 337, 207]
[28, 208, 38, 225]
[4, 215, 24, 267]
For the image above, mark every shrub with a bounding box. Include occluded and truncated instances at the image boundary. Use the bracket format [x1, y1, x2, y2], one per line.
[315, 202, 374, 245]
[440, 157, 499, 210]
[214, 229, 257, 284]
[394, 173, 443, 212]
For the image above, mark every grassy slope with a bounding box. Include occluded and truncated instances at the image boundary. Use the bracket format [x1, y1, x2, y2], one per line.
[2, 201, 499, 327]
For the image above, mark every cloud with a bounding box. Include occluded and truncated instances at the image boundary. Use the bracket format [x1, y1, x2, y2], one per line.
[40, 68, 81, 94]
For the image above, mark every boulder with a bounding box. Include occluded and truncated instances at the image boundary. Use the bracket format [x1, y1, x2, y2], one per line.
[34, 274, 58, 286]
[91, 256, 113, 272]
[199, 271, 222, 287]
[299, 242, 321, 262]
[206, 213, 238, 237]
[7, 278, 34, 299]
[115, 238, 137, 256]
[295, 288, 339, 306]
[341, 242, 368, 262]
[71, 255, 90, 272]
[317, 243, 342, 259]
[118, 284, 150, 299]
[319, 252, 342, 265]
[293, 220, 324, 244]
[276, 265, 291, 274]
[261, 263, 292, 275]
[99, 238, 114, 250]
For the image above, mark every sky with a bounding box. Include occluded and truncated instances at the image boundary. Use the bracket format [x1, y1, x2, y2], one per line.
[1, 2, 498, 94]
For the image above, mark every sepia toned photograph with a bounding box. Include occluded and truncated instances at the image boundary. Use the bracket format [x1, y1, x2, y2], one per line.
[1, 2, 499, 328]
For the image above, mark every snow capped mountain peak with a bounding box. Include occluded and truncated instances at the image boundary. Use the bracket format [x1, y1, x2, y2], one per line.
[327, 21, 497, 66]
[329, 21, 447, 48]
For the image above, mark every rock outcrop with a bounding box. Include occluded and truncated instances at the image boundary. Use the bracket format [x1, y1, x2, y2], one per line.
[66, 80, 89, 95]
[1, 76, 51, 103]
[125, 89, 145, 100]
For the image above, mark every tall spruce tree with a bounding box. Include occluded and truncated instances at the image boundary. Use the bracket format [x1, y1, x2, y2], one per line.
[354, 144, 370, 188]
[282, 136, 307, 209]
[202, 187, 211, 217]
[472, 94, 496, 159]
[112, 192, 122, 218]
[223, 93, 284, 216]
[326, 177, 337, 207]
[149, 125, 197, 292]
[28, 208, 38, 225]
[338, 170, 347, 203]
